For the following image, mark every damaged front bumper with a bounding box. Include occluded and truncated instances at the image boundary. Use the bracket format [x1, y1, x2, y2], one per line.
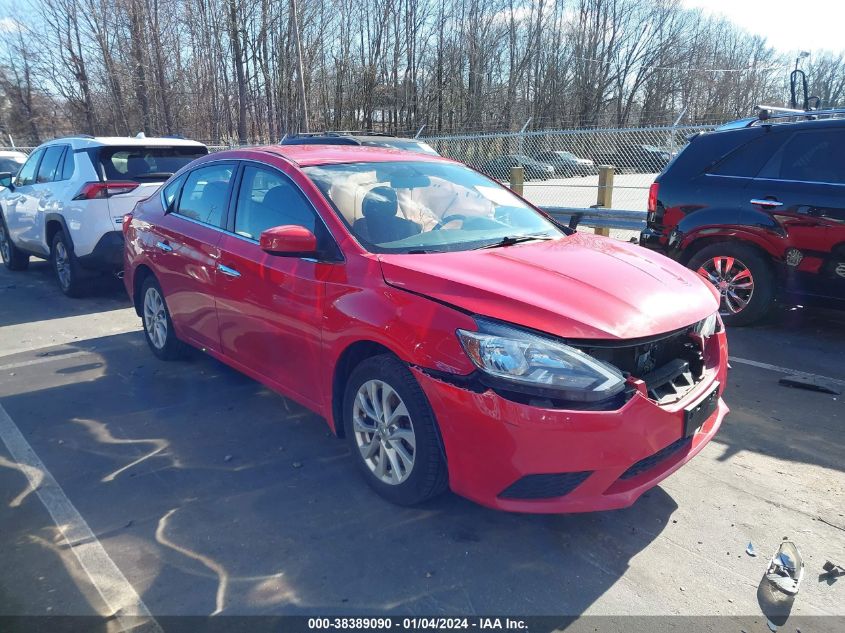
[413, 331, 729, 513]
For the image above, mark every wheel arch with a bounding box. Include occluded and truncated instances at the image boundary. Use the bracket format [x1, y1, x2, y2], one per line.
[679, 232, 778, 267]
[330, 340, 397, 437]
[45, 213, 73, 253]
[131, 264, 156, 317]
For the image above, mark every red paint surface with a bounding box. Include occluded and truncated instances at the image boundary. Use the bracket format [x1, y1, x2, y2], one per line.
[125, 146, 729, 513]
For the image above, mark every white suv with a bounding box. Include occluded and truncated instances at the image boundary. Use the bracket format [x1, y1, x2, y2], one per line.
[0, 136, 207, 296]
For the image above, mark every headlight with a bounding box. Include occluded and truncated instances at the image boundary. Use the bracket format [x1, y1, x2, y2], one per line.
[456, 319, 626, 403]
[694, 312, 719, 338]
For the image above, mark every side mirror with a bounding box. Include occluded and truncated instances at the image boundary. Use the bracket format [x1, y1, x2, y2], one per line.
[259, 225, 318, 256]
[0, 172, 14, 189]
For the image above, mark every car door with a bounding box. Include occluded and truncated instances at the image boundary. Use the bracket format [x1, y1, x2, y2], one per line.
[215, 162, 333, 407]
[751, 127, 845, 299]
[4, 148, 45, 254]
[150, 162, 236, 352]
[29, 145, 68, 249]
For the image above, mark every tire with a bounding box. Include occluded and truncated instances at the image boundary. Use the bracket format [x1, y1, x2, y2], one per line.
[688, 242, 775, 327]
[140, 275, 187, 360]
[51, 230, 85, 297]
[0, 212, 29, 271]
[343, 354, 448, 506]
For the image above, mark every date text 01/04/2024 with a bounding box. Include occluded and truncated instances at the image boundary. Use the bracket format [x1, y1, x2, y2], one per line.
[306, 618, 529, 630]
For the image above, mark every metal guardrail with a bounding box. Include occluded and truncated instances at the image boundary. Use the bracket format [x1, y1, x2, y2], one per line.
[541, 206, 647, 232]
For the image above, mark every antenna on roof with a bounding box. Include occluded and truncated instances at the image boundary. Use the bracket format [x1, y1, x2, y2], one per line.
[135, 132, 146, 139]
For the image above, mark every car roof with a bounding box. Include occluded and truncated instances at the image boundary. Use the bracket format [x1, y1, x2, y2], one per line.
[44, 136, 207, 149]
[218, 144, 452, 167]
[0, 150, 26, 158]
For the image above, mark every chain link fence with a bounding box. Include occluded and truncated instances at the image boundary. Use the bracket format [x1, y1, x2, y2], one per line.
[423, 124, 717, 211]
[4, 123, 720, 213]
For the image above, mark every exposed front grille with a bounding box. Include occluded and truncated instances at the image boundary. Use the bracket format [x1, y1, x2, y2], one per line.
[577, 326, 707, 405]
[499, 471, 592, 500]
[619, 437, 692, 480]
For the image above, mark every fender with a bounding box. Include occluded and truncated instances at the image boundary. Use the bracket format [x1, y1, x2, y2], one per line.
[320, 255, 477, 431]
[669, 206, 784, 261]
[44, 213, 74, 254]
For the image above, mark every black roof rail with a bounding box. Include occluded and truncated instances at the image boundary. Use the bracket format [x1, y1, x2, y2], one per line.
[51, 134, 96, 141]
[749, 105, 845, 126]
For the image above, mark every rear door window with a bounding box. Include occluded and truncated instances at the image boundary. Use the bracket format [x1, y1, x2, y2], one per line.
[98, 145, 208, 182]
[761, 129, 845, 184]
[36, 146, 66, 183]
[175, 164, 235, 228]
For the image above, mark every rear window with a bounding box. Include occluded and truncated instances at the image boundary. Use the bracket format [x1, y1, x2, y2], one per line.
[97, 145, 208, 182]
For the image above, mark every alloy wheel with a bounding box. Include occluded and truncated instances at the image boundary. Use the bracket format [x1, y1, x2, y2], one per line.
[0, 224, 9, 262]
[352, 379, 416, 485]
[697, 256, 755, 315]
[143, 287, 168, 350]
[54, 241, 71, 289]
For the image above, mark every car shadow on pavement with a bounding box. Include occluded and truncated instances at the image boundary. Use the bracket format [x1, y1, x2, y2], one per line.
[0, 260, 130, 329]
[0, 331, 680, 618]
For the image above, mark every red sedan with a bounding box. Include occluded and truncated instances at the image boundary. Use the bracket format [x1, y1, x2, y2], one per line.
[123, 145, 728, 513]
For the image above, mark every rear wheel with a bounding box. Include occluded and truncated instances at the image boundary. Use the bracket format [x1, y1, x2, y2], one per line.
[0, 213, 29, 270]
[51, 231, 85, 297]
[343, 354, 448, 506]
[688, 242, 775, 326]
[141, 276, 186, 360]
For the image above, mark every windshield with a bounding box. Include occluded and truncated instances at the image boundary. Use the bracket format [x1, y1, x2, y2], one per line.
[98, 145, 208, 182]
[0, 157, 25, 174]
[304, 160, 563, 254]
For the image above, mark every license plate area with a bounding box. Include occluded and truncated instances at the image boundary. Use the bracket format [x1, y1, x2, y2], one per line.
[683, 383, 719, 437]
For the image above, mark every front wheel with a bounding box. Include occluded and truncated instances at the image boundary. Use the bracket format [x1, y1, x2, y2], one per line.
[0, 213, 29, 270]
[688, 242, 775, 326]
[343, 354, 448, 506]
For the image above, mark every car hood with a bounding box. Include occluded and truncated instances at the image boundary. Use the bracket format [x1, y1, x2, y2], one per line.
[378, 233, 719, 340]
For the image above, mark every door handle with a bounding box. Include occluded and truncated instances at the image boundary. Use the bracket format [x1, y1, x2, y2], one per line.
[750, 198, 783, 208]
[156, 241, 173, 253]
[217, 263, 241, 278]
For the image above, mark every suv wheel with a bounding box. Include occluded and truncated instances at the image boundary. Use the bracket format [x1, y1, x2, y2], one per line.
[141, 276, 186, 360]
[343, 354, 448, 506]
[688, 242, 775, 326]
[51, 231, 85, 297]
[0, 214, 29, 270]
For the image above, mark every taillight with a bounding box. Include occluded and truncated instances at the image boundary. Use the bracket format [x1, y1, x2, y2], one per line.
[647, 182, 659, 213]
[73, 181, 139, 200]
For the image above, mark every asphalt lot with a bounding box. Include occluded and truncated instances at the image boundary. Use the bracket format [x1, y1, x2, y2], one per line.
[0, 258, 843, 631]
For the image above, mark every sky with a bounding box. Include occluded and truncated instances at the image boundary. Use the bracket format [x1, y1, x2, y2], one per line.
[682, 0, 845, 55]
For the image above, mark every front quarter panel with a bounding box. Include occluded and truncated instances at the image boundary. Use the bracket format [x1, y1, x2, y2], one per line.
[321, 253, 477, 424]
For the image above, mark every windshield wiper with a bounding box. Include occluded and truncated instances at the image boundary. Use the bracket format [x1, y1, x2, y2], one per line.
[474, 234, 556, 250]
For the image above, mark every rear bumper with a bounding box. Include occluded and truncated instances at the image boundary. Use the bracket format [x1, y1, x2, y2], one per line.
[638, 226, 676, 257]
[77, 231, 124, 271]
[411, 332, 729, 513]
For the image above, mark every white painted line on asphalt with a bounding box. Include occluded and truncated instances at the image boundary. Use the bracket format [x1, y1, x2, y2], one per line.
[0, 350, 92, 373]
[0, 402, 163, 631]
[730, 356, 845, 387]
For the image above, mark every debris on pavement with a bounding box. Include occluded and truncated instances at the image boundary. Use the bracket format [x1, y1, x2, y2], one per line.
[746, 542, 757, 557]
[765, 542, 805, 595]
[820, 560, 845, 583]
[778, 374, 841, 395]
